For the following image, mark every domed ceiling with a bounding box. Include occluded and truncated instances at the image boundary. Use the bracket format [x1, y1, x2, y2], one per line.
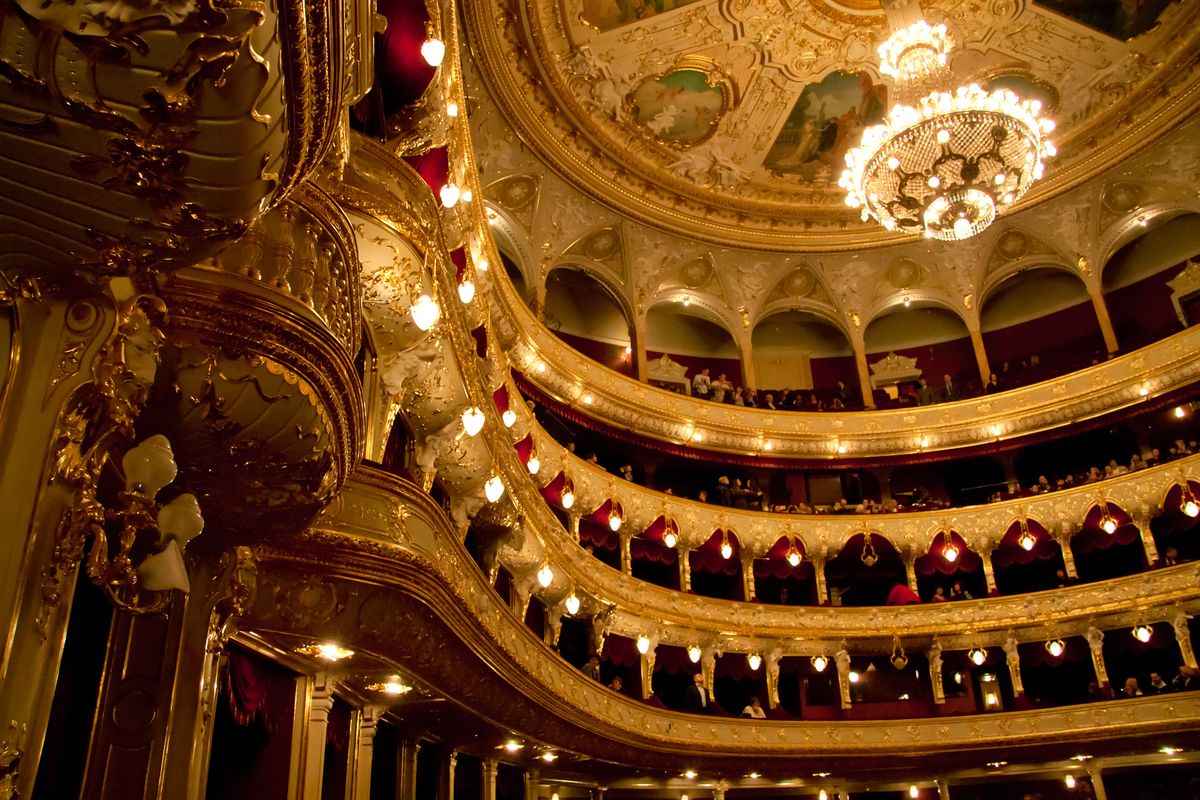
[462, 0, 1200, 343]
[464, 0, 1200, 252]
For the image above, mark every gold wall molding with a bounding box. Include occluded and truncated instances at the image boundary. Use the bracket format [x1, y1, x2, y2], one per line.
[230, 467, 1200, 766]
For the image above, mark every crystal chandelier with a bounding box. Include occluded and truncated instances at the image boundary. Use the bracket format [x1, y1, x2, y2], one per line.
[840, 12, 1056, 241]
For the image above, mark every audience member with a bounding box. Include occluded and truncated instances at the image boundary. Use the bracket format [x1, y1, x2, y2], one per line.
[741, 697, 767, 719]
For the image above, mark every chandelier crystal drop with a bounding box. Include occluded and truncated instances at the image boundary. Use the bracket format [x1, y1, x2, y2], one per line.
[841, 17, 1054, 241]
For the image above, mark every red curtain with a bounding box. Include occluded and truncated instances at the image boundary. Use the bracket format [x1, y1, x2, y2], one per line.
[602, 634, 639, 668]
[631, 537, 676, 564]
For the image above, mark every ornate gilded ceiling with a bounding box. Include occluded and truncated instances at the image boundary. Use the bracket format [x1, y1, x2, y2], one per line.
[465, 0, 1200, 252]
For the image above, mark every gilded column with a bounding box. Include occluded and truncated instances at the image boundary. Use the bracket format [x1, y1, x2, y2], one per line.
[1134, 514, 1159, 564]
[813, 554, 828, 604]
[852, 337, 874, 409]
[980, 545, 998, 595]
[967, 323, 991, 387]
[1175, 612, 1198, 669]
[742, 553, 757, 601]
[1056, 528, 1079, 579]
[766, 650, 782, 709]
[619, 533, 632, 576]
[523, 768, 539, 800]
[1088, 284, 1119, 354]
[1003, 635, 1024, 697]
[399, 737, 421, 800]
[483, 758, 499, 800]
[929, 641, 945, 705]
[938, 781, 952, 799]
[1087, 767, 1109, 800]
[702, 650, 717, 695]
[350, 706, 384, 800]
[297, 672, 334, 800]
[835, 646, 852, 710]
[1086, 626, 1110, 691]
[679, 548, 692, 592]
[632, 315, 648, 382]
[640, 641, 658, 700]
[904, 550, 919, 594]
[437, 751, 458, 800]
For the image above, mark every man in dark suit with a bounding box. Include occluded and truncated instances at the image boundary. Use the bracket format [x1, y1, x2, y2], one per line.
[941, 373, 959, 402]
[684, 671, 711, 713]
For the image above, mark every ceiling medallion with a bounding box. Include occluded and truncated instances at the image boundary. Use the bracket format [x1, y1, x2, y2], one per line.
[840, 4, 1056, 241]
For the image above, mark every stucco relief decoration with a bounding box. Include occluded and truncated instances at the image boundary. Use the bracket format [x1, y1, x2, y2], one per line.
[679, 255, 715, 288]
[580, 0, 703, 31]
[885, 257, 922, 289]
[781, 266, 816, 298]
[995, 229, 1030, 260]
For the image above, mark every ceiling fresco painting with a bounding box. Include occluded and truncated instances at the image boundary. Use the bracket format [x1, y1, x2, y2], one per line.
[581, 0, 704, 32]
[763, 71, 887, 179]
[631, 67, 729, 145]
[1032, 0, 1174, 40]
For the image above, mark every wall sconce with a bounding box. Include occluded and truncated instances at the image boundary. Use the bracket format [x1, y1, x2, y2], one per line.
[420, 24, 445, 67]
[608, 500, 623, 532]
[1017, 520, 1036, 551]
[564, 593, 580, 616]
[526, 451, 541, 476]
[968, 647, 987, 666]
[747, 653, 762, 671]
[636, 635, 651, 654]
[410, 293, 440, 331]
[484, 475, 505, 503]
[1099, 506, 1118, 535]
[786, 537, 803, 567]
[940, 530, 959, 562]
[1131, 624, 1153, 643]
[84, 435, 207, 609]
[687, 645, 702, 663]
[560, 477, 575, 509]
[536, 563, 554, 588]
[663, 518, 679, 548]
[719, 531, 733, 560]
[501, 408, 517, 427]
[811, 655, 828, 672]
[458, 279, 476, 304]
[860, 532, 878, 567]
[461, 406, 485, 437]
[1045, 639, 1066, 658]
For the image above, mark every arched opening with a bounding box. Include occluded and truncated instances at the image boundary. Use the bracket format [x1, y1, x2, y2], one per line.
[981, 267, 1102, 389]
[754, 535, 817, 605]
[599, 634, 640, 698]
[645, 301, 741, 393]
[863, 305, 973, 407]
[1018, 636, 1095, 708]
[825, 533, 906, 607]
[750, 310, 859, 408]
[1103, 213, 1200, 347]
[688, 529, 743, 601]
[713, 652, 768, 717]
[499, 250, 528, 298]
[1071, 502, 1146, 582]
[1101, 622, 1184, 699]
[991, 520, 1066, 594]
[544, 267, 634, 376]
[649, 644, 699, 711]
[632, 517, 681, 589]
[916, 531, 986, 601]
[1151, 480, 1200, 564]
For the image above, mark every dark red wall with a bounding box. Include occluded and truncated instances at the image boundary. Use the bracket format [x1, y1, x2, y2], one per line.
[555, 331, 634, 377]
[1105, 262, 1188, 350]
[645, 349, 743, 387]
[868, 336, 979, 387]
[982, 300, 1105, 370]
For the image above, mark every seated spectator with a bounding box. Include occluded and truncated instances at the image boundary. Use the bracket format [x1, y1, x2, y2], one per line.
[916, 377, 937, 406]
[607, 676, 624, 693]
[1163, 546, 1181, 566]
[1146, 448, 1162, 467]
[732, 387, 745, 406]
[984, 373, 1000, 394]
[763, 392, 777, 410]
[948, 581, 972, 601]
[835, 380, 852, 406]
[1054, 569, 1076, 588]
[930, 586, 948, 602]
[1122, 676, 1143, 697]
[697, 489, 708, 502]
[1172, 665, 1199, 691]
[1130, 453, 1147, 471]
[711, 373, 732, 403]
[742, 697, 767, 719]
[583, 655, 601, 681]
[1147, 672, 1169, 694]
[619, 463, 634, 481]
